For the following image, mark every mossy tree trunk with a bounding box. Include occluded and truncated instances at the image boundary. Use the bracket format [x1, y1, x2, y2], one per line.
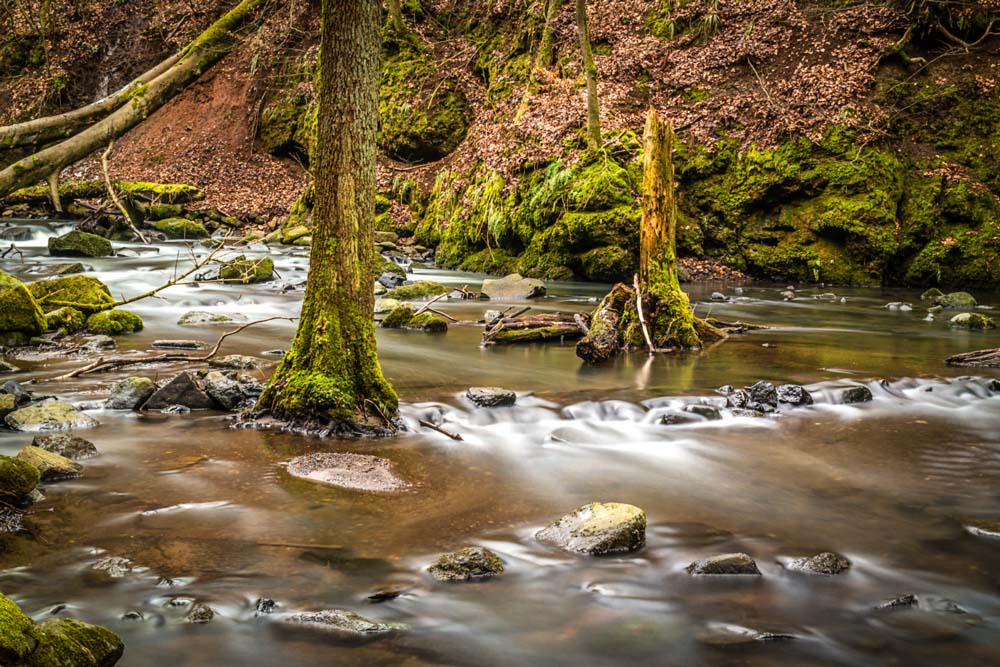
[386, 0, 407, 35]
[575, 0, 601, 151]
[254, 0, 399, 436]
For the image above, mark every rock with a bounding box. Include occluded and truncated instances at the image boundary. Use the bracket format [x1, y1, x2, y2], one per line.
[31, 433, 98, 460]
[120, 611, 144, 621]
[5, 401, 99, 432]
[658, 410, 703, 425]
[686, 552, 761, 575]
[696, 622, 794, 645]
[873, 594, 917, 611]
[0, 360, 19, 373]
[177, 311, 248, 326]
[716, 385, 735, 395]
[280, 609, 400, 637]
[935, 291, 977, 309]
[840, 386, 873, 404]
[374, 231, 399, 244]
[428, 546, 504, 582]
[776, 384, 813, 406]
[201, 371, 245, 411]
[105, 376, 156, 410]
[380, 304, 414, 328]
[219, 255, 274, 283]
[45, 306, 86, 334]
[150, 218, 210, 239]
[0, 226, 32, 241]
[949, 312, 996, 330]
[961, 518, 1000, 539]
[254, 598, 277, 615]
[683, 404, 722, 420]
[0, 271, 47, 344]
[286, 453, 407, 491]
[26, 275, 114, 314]
[385, 280, 449, 300]
[405, 312, 448, 332]
[85, 310, 143, 335]
[373, 298, 401, 314]
[884, 301, 912, 311]
[483, 309, 503, 326]
[48, 230, 112, 258]
[921, 288, 944, 300]
[747, 381, 777, 408]
[377, 272, 406, 289]
[184, 603, 215, 624]
[161, 405, 191, 415]
[34, 262, 86, 276]
[0, 593, 124, 667]
[0, 394, 16, 420]
[208, 354, 262, 370]
[480, 273, 546, 300]
[152, 339, 206, 350]
[536, 502, 646, 556]
[710, 292, 728, 302]
[0, 455, 40, 501]
[466, 387, 516, 408]
[16, 446, 82, 481]
[0, 506, 24, 534]
[373, 282, 387, 295]
[90, 556, 134, 580]
[784, 551, 850, 575]
[84, 335, 116, 351]
[0, 381, 28, 405]
[142, 371, 215, 411]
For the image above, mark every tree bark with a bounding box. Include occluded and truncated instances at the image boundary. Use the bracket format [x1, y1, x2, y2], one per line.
[254, 0, 398, 436]
[0, 0, 267, 199]
[575, 283, 633, 363]
[386, 0, 406, 34]
[575, 0, 601, 151]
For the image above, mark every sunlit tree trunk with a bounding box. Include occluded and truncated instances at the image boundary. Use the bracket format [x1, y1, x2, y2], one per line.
[386, 0, 406, 34]
[254, 0, 398, 435]
[575, 0, 601, 151]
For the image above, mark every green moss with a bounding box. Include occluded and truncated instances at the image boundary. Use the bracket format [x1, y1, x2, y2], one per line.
[385, 280, 448, 300]
[150, 218, 210, 239]
[218, 256, 274, 283]
[405, 311, 448, 332]
[374, 254, 407, 278]
[85, 310, 143, 335]
[380, 304, 415, 328]
[0, 594, 39, 663]
[0, 455, 40, 501]
[45, 307, 86, 334]
[0, 272, 47, 339]
[47, 231, 112, 258]
[949, 312, 995, 330]
[25, 618, 124, 667]
[27, 276, 114, 314]
[580, 246, 634, 282]
[138, 203, 184, 220]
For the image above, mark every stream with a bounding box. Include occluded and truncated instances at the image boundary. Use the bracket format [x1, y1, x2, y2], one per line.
[1, 220, 999, 666]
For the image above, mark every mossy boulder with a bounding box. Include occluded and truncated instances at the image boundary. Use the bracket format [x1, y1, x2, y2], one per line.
[0, 272, 47, 342]
[0, 455, 40, 501]
[0, 595, 124, 667]
[406, 312, 448, 332]
[85, 310, 143, 335]
[921, 287, 944, 300]
[385, 280, 448, 300]
[150, 218, 210, 239]
[17, 446, 82, 481]
[428, 546, 504, 582]
[31, 433, 98, 460]
[949, 312, 996, 330]
[280, 225, 310, 244]
[218, 256, 274, 283]
[535, 502, 647, 556]
[0, 593, 39, 663]
[374, 298, 402, 314]
[935, 292, 977, 309]
[48, 231, 112, 258]
[27, 275, 114, 314]
[45, 307, 86, 334]
[580, 246, 635, 283]
[0, 394, 16, 419]
[5, 401, 99, 432]
[380, 304, 415, 328]
[105, 377, 156, 410]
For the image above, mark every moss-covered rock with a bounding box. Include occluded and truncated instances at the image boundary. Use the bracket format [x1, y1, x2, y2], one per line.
[27, 275, 114, 314]
[16, 446, 82, 481]
[374, 298, 402, 314]
[0, 455, 40, 501]
[949, 312, 996, 330]
[385, 280, 448, 300]
[0, 272, 47, 342]
[85, 310, 143, 335]
[405, 312, 448, 332]
[45, 307, 86, 335]
[218, 256, 274, 283]
[375, 253, 407, 278]
[936, 291, 977, 309]
[105, 377, 156, 410]
[428, 546, 504, 581]
[536, 502, 646, 556]
[0, 593, 39, 663]
[5, 401, 99, 432]
[24, 616, 124, 667]
[150, 218, 210, 239]
[580, 246, 634, 283]
[380, 304, 415, 328]
[47, 231, 112, 258]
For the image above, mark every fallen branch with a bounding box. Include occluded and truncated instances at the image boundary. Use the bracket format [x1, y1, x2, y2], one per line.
[418, 418, 463, 441]
[633, 273, 655, 355]
[945, 347, 1000, 368]
[102, 142, 148, 245]
[413, 292, 447, 316]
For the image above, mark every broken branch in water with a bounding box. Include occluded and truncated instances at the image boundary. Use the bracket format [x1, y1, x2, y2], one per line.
[633, 273, 655, 355]
[102, 141, 148, 245]
[418, 419, 463, 441]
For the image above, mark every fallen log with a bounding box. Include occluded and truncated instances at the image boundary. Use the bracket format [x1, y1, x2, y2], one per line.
[945, 348, 1000, 368]
[575, 283, 633, 363]
[490, 322, 584, 345]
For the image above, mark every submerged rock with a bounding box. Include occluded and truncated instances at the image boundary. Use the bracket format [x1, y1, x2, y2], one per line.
[428, 546, 504, 582]
[536, 502, 646, 556]
[0, 455, 40, 501]
[16, 446, 82, 481]
[686, 553, 761, 575]
[105, 377, 156, 410]
[466, 387, 516, 408]
[0, 593, 124, 667]
[784, 551, 850, 575]
[183, 603, 215, 624]
[31, 432, 98, 460]
[949, 312, 996, 330]
[480, 273, 546, 300]
[5, 401, 99, 432]
[177, 311, 248, 326]
[280, 609, 400, 637]
[48, 230, 112, 258]
[90, 556, 135, 580]
[840, 386, 873, 404]
[286, 453, 407, 492]
[151, 339, 206, 350]
[142, 372, 215, 411]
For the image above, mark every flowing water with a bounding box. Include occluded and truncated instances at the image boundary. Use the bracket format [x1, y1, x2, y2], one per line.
[2, 220, 1000, 666]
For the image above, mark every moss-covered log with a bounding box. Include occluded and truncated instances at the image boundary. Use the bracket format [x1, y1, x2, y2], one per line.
[253, 0, 398, 436]
[0, 0, 269, 198]
[575, 282, 633, 363]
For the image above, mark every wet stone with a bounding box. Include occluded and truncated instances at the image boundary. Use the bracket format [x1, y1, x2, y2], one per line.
[378, 272, 406, 289]
[105, 376, 156, 410]
[280, 609, 401, 637]
[841, 386, 873, 404]
[466, 386, 516, 408]
[428, 546, 504, 582]
[254, 598, 277, 615]
[17, 445, 82, 481]
[480, 273, 546, 300]
[286, 453, 407, 492]
[5, 400, 99, 432]
[873, 594, 917, 611]
[0, 360, 20, 373]
[683, 404, 722, 420]
[687, 552, 762, 575]
[776, 384, 813, 406]
[208, 354, 262, 370]
[90, 556, 134, 580]
[536, 502, 646, 556]
[784, 551, 851, 575]
[696, 622, 795, 646]
[142, 371, 215, 411]
[184, 603, 215, 624]
[84, 335, 116, 350]
[177, 311, 248, 326]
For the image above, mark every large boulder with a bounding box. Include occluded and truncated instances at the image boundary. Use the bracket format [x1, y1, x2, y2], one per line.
[27, 275, 114, 314]
[935, 291, 977, 309]
[428, 546, 504, 582]
[0, 593, 124, 666]
[686, 552, 761, 575]
[142, 371, 215, 411]
[201, 371, 245, 411]
[48, 230, 113, 258]
[5, 401, 99, 432]
[0, 272, 47, 345]
[31, 433, 98, 460]
[0, 455, 40, 501]
[286, 453, 407, 491]
[85, 310, 143, 335]
[219, 255, 274, 283]
[105, 377, 156, 410]
[535, 502, 646, 555]
[405, 312, 448, 332]
[45, 306, 86, 334]
[380, 304, 414, 328]
[17, 446, 82, 481]
[480, 274, 546, 300]
[0, 394, 16, 420]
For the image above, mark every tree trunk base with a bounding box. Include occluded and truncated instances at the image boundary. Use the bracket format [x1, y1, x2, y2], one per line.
[234, 410, 402, 438]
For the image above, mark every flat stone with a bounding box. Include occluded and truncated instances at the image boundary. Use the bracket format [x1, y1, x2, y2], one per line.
[841, 386, 873, 404]
[142, 371, 215, 411]
[286, 453, 407, 492]
[428, 546, 504, 582]
[31, 432, 98, 460]
[280, 609, 401, 637]
[152, 339, 206, 350]
[105, 376, 156, 410]
[480, 273, 546, 300]
[207, 354, 262, 370]
[17, 446, 82, 481]
[784, 551, 850, 575]
[5, 401, 99, 432]
[687, 552, 761, 575]
[466, 386, 516, 408]
[177, 311, 248, 326]
[536, 502, 646, 556]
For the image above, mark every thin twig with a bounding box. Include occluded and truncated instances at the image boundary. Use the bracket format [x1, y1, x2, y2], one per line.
[418, 419, 463, 441]
[413, 292, 448, 316]
[102, 141, 148, 245]
[633, 273, 655, 355]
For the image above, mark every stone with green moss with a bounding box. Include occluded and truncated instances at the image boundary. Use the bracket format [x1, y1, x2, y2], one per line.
[936, 292, 977, 309]
[0, 271, 47, 342]
[45, 307, 86, 334]
[106, 377, 156, 410]
[0, 593, 39, 663]
[375, 253, 407, 278]
[0, 394, 16, 419]
[5, 401, 99, 432]
[48, 231, 112, 258]
[381, 304, 415, 328]
[0, 455, 40, 501]
[85, 310, 143, 336]
[920, 287, 944, 300]
[150, 218, 210, 239]
[218, 256, 274, 283]
[280, 225, 310, 244]
[949, 312, 996, 330]
[580, 246, 634, 283]
[27, 275, 114, 314]
[428, 546, 504, 581]
[23, 615, 124, 667]
[385, 280, 448, 300]
[406, 312, 448, 332]
[374, 298, 401, 314]
[17, 446, 82, 481]
[535, 502, 646, 556]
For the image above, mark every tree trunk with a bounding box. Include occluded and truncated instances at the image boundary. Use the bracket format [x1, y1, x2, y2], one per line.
[0, 0, 267, 199]
[575, 0, 601, 151]
[386, 0, 406, 34]
[253, 0, 398, 436]
[516, 0, 564, 121]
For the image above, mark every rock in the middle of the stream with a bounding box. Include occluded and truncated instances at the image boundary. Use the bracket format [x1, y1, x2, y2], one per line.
[535, 502, 646, 555]
[286, 453, 407, 492]
[686, 552, 762, 575]
[428, 546, 504, 581]
[142, 371, 215, 411]
[466, 386, 516, 408]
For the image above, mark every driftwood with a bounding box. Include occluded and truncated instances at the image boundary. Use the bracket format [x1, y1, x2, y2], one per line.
[945, 348, 1000, 368]
[418, 419, 463, 440]
[575, 283, 633, 363]
[482, 312, 589, 346]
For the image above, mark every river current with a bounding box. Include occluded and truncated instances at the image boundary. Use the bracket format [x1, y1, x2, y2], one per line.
[1, 221, 999, 666]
